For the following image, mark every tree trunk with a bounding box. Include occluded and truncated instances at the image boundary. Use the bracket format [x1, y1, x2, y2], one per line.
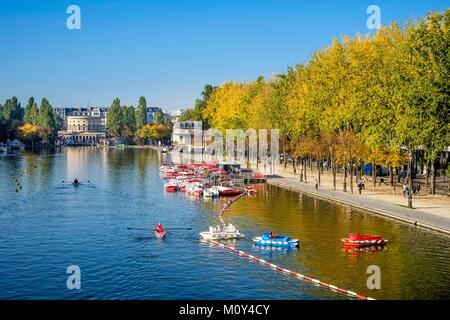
[407, 152, 414, 208]
[389, 164, 393, 186]
[299, 157, 304, 182]
[343, 164, 347, 192]
[360, 162, 364, 180]
[393, 168, 397, 195]
[293, 157, 297, 175]
[317, 154, 321, 186]
[426, 160, 430, 187]
[283, 141, 287, 169]
[431, 160, 436, 195]
[332, 159, 336, 190]
[304, 158, 307, 183]
[309, 155, 313, 172]
[349, 161, 354, 194]
[372, 162, 377, 191]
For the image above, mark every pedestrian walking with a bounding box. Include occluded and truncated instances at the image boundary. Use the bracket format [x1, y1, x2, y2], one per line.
[315, 179, 319, 191]
[357, 180, 363, 195]
[405, 186, 411, 198]
[416, 184, 421, 197]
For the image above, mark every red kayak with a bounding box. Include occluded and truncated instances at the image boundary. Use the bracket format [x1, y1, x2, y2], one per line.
[154, 223, 166, 240]
[341, 233, 388, 247]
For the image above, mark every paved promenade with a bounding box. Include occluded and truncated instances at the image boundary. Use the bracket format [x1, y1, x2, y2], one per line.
[268, 175, 450, 235]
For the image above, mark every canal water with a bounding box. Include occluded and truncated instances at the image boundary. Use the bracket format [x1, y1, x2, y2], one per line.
[0, 147, 449, 300]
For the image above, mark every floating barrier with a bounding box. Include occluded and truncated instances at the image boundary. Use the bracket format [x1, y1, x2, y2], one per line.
[219, 193, 246, 219]
[202, 238, 375, 300]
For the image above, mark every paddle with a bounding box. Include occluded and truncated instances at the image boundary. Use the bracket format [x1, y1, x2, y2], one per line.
[62, 180, 91, 184]
[127, 227, 192, 231]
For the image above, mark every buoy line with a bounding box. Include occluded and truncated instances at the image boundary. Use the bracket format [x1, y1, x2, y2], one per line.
[219, 193, 246, 219]
[202, 238, 375, 300]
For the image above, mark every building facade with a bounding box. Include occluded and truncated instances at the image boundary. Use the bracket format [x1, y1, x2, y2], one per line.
[145, 107, 162, 124]
[57, 107, 108, 144]
[171, 121, 202, 145]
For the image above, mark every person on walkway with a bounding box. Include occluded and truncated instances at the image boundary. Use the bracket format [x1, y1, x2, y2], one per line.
[315, 179, 319, 191]
[357, 180, 363, 195]
[405, 186, 411, 198]
[416, 184, 421, 197]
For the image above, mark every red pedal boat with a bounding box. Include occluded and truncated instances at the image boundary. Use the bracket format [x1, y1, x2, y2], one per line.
[245, 186, 257, 195]
[341, 233, 388, 247]
[219, 188, 242, 197]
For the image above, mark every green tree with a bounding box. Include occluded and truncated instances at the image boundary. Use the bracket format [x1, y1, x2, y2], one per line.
[2, 97, 21, 124]
[153, 110, 164, 125]
[38, 98, 56, 129]
[404, 11, 450, 194]
[135, 96, 147, 130]
[24, 97, 39, 125]
[106, 98, 122, 137]
[53, 112, 63, 130]
[37, 98, 57, 143]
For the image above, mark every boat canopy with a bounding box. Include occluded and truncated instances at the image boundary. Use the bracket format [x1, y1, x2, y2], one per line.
[262, 232, 291, 242]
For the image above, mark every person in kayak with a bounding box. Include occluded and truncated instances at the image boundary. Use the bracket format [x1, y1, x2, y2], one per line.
[73, 178, 79, 185]
[269, 231, 276, 238]
[154, 223, 165, 233]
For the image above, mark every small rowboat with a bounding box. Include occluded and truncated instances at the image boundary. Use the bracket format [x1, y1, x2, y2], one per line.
[154, 224, 166, 240]
[341, 233, 388, 247]
[253, 232, 300, 248]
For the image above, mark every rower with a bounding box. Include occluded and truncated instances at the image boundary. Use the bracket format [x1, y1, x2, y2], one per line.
[73, 178, 79, 185]
[154, 223, 165, 233]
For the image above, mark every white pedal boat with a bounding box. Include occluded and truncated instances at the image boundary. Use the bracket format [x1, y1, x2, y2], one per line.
[199, 223, 245, 240]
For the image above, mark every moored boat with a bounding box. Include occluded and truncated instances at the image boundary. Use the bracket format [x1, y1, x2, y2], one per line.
[203, 186, 220, 198]
[218, 187, 242, 197]
[245, 186, 257, 195]
[341, 233, 388, 247]
[164, 180, 178, 192]
[253, 232, 300, 248]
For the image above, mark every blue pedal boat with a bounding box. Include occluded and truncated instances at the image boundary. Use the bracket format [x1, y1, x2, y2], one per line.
[253, 232, 300, 248]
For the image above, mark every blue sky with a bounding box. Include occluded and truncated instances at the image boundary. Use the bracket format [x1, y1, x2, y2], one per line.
[0, 0, 448, 111]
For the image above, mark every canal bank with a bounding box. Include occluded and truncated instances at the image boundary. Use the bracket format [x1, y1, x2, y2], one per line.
[267, 176, 450, 235]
